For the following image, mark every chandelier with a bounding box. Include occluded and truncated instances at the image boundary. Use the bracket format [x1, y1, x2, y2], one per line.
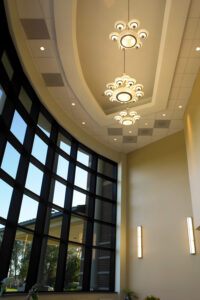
[104, 72, 144, 103]
[114, 110, 140, 126]
[109, 19, 148, 50]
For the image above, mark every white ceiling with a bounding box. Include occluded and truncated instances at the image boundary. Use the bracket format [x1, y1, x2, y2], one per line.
[4, 0, 200, 153]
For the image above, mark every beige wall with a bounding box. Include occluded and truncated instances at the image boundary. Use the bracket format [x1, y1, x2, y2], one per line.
[127, 131, 200, 300]
[184, 70, 200, 229]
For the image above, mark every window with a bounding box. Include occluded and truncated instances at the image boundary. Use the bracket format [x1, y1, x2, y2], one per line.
[0, 7, 117, 294]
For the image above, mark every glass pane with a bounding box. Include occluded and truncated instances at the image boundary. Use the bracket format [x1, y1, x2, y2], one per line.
[96, 177, 114, 200]
[1, 142, 20, 179]
[74, 167, 90, 191]
[98, 159, 116, 179]
[0, 179, 13, 219]
[25, 163, 44, 195]
[95, 199, 115, 223]
[90, 248, 112, 291]
[0, 85, 6, 114]
[31, 135, 48, 164]
[10, 111, 27, 144]
[48, 208, 62, 238]
[7, 231, 33, 292]
[93, 222, 114, 249]
[72, 190, 88, 216]
[43, 238, 59, 290]
[77, 148, 91, 167]
[69, 216, 86, 244]
[64, 245, 84, 291]
[0, 224, 5, 247]
[19, 87, 32, 113]
[57, 133, 71, 155]
[54, 154, 69, 180]
[51, 180, 66, 207]
[1, 52, 14, 80]
[37, 113, 51, 137]
[18, 195, 39, 230]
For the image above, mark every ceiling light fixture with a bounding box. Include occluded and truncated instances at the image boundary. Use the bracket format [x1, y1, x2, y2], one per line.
[196, 47, 200, 52]
[109, 0, 148, 50]
[162, 113, 166, 117]
[82, 121, 86, 125]
[105, 51, 144, 104]
[178, 105, 182, 109]
[114, 110, 140, 126]
[72, 102, 76, 106]
[40, 46, 45, 51]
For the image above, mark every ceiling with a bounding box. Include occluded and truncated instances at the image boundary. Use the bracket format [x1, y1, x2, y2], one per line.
[4, 0, 200, 153]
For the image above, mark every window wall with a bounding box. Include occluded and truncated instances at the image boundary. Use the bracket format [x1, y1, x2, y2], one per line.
[0, 3, 117, 294]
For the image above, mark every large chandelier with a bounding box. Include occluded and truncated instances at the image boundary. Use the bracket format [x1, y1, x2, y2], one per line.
[114, 110, 140, 126]
[104, 73, 144, 104]
[109, 19, 148, 50]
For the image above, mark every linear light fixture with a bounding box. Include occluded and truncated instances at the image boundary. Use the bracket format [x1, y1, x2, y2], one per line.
[137, 225, 142, 258]
[187, 217, 196, 255]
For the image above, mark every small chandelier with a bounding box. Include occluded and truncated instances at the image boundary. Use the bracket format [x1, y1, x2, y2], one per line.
[114, 110, 140, 126]
[109, 20, 148, 50]
[104, 73, 144, 104]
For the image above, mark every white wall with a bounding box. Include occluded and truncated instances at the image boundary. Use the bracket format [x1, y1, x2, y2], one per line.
[127, 131, 200, 300]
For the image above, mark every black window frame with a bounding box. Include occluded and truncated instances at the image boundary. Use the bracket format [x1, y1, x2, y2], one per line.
[0, 2, 117, 295]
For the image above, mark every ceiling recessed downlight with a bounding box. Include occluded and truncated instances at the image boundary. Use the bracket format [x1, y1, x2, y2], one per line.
[40, 46, 45, 51]
[72, 102, 76, 106]
[196, 47, 200, 52]
[82, 121, 86, 125]
[162, 113, 166, 117]
[114, 138, 117, 141]
[178, 105, 182, 109]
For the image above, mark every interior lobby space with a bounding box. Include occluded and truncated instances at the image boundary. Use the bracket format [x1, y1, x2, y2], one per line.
[1, 0, 200, 300]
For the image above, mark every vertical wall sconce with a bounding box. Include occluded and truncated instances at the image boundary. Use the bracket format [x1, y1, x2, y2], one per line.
[187, 217, 196, 255]
[137, 225, 143, 258]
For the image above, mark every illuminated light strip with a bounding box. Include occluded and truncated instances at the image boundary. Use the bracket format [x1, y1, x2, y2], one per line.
[137, 226, 142, 258]
[187, 217, 196, 255]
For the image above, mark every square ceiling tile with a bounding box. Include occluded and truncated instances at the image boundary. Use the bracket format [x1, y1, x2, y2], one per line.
[184, 18, 199, 39]
[181, 73, 196, 87]
[180, 39, 192, 58]
[34, 58, 60, 73]
[170, 120, 183, 129]
[154, 120, 171, 128]
[107, 128, 123, 136]
[185, 57, 200, 73]
[123, 136, 137, 143]
[178, 86, 192, 100]
[153, 128, 169, 136]
[21, 18, 50, 39]
[17, 0, 43, 18]
[176, 58, 187, 74]
[26, 40, 56, 58]
[42, 73, 64, 86]
[138, 128, 153, 136]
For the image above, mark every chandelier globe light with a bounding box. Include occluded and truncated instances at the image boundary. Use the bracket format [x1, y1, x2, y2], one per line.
[104, 73, 144, 104]
[110, 19, 148, 50]
[109, 0, 148, 50]
[114, 110, 140, 126]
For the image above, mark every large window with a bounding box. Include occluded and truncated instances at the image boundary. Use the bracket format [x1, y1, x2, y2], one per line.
[0, 2, 117, 294]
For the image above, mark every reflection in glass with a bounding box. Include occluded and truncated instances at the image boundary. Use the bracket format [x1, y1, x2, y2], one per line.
[52, 180, 66, 208]
[54, 154, 69, 180]
[96, 177, 113, 200]
[31, 135, 48, 165]
[69, 216, 86, 244]
[74, 167, 90, 191]
[90, 248, 111, 291]
[48, 208, 62, 238]
[37, 113, 51, 137]
[19, 87, 32, 113]
[1, 52, 14, 80]
[93, 222, 114, 249]
[18, 195, 39, 230]
[57, 133, 71, 155]
[0, 179, 13, 219]
[72, 190, 87, 215]
[7, 231, 33, 292]
[25, 163, 44, 195]
[43, 238, 59, 289]
[98, 159, 115, 179]
[0, 85, 6, 114]
[77, 148, 91, 167]
[1, 142, 20, 179]
[10, 111, 27, 144]
[64, 245, 83, 291]
[95, 199, 114, 223]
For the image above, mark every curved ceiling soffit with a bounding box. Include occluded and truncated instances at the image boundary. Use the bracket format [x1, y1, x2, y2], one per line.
[53, 0, 190, 124]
